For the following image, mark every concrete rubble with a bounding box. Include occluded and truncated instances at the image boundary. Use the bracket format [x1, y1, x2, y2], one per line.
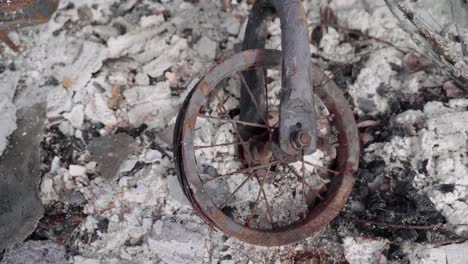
[0, 0, 467, 263]
[343, 237, 388, 264]
[365, 99, 468, 234]
[0, 240, 67, 264]
[404, 242, 468, 264]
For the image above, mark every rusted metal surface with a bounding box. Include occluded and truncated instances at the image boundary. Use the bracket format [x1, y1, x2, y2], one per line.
[0, 0, 59, 51]
[0, 0, 38, 12]
[241, 0, 317, 156]
[173, 49, 359, 246]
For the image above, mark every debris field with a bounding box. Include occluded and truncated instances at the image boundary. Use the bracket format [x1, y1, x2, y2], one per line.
[0, 0, 467, 263]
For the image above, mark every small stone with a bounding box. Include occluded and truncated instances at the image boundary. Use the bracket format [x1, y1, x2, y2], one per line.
[143, 54, 173, 77]
[144, 149, 162, 163]
[40, 177, 57, 203]
[49, 156, 61, 174]
[195, 36, 217, 60]
[84, 94, 118, 127]
[152, 220, 163, 236]
[58, 121, 74, 136]
[61, 192, 86, 205]
[135, 72, 150, 85]
[79, 152, 93, 163]
[165, 71, 178, 88]
[99, 128, 109, 136]
[75, 130, 83, 139]
[443, 81, 464, 97]
[222, 16, 241, 36]
[85, 162, 97, 174]
[69, 165, 87, 177]
[83, 216, 99, 232]
[46, 88, 73, 120]
[120, 248, 132, 261]
[63, 104, 84, 129]
[93, 25, 120, 41]
[140, 15, 165, 28]
[120, 159, 138, 173]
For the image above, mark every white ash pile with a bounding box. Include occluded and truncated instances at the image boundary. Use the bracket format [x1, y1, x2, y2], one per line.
[364, 99, 468, 233]
[34, 0, 237, 263]
[1, 0, 467, 263]
[317, 1, 468, 263]
[12, 0, 278, 263]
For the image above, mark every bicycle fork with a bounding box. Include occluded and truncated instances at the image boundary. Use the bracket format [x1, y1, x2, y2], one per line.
[240, 0, 317, 156]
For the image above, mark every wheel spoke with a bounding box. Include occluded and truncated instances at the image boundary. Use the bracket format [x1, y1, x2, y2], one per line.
[194, 141, 249, 150]
[255, 175, 274, 227]
[211, 90, 256, 165]
[303, 160, 340, 175]
[203, 160, 282, 184]
[246, 164, 272, 227]
[287, 165, 317, 191]
[237, 71, 270, 128]
[264, 67, 269, 114]
[219, 172, 255, 209]
[198, 114, 268, 128]
[301, 151, 307, 219]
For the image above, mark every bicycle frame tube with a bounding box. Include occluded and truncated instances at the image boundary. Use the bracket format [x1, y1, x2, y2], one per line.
[241, 0, 317, 155]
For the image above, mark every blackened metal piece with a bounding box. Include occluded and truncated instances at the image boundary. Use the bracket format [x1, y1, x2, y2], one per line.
[241, 0, 317, 155]
[0, 0, 59, 51]
[173, 49, 359, 246]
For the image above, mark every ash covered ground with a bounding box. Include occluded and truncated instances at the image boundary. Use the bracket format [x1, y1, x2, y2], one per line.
[0, 0, 468, 263]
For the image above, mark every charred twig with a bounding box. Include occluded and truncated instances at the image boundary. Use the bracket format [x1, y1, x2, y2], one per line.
[341, 213, 468, 231]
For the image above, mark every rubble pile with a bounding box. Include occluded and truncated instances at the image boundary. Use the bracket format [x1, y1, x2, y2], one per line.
[0, 0, 467, 263]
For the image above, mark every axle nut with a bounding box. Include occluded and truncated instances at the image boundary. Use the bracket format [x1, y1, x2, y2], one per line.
[291, 131, 312, 149]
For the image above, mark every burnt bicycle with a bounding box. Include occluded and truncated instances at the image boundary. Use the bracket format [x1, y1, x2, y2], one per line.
[173, 0, 359, 246]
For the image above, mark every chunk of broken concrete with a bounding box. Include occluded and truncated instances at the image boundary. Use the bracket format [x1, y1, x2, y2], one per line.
[56, 40, 107, 91]
[63, 104, 84, 129]
[195, 36, 217, 60]
[0, 104, 45, 251]
[222, 16, 241, 36]
[84, 93, 118, 127]
[124, 83, 180, 129]
[88, 133, 141, 180]
[143, 54, 173, 78]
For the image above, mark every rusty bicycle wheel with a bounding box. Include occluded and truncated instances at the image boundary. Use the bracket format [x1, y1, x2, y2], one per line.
[173, 49, 359, 246]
